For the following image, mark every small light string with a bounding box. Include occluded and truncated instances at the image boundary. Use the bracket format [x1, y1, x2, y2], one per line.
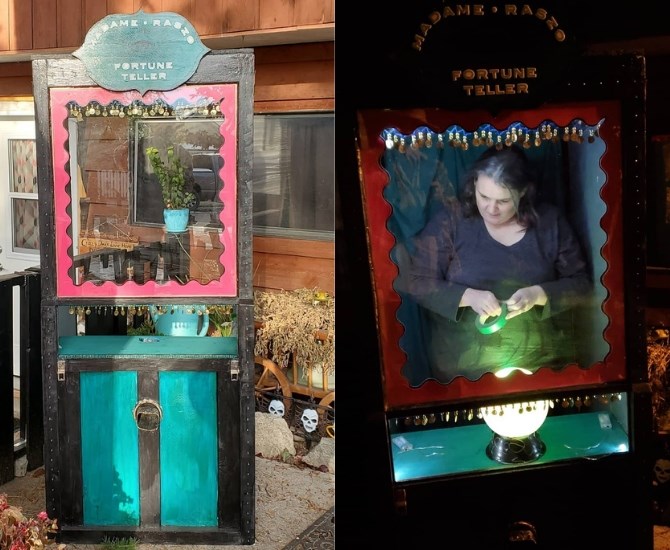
[67, 99, 224, 121]
[382, 119, 604, 152]
[394, 392, 623, 427]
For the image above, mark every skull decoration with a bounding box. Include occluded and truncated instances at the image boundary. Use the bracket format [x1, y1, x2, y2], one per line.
[655, 458, 670, 485]
[301, 409, 319, 433]
[268, 399, 285, 417]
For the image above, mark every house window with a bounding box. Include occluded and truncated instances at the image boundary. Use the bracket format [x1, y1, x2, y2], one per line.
[9, 139, 39, 256]
[252, 113, 334, 240]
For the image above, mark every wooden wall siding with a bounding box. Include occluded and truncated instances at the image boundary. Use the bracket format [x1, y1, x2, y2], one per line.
[252, 236, 334, 294]
[3, 0, 333, 56]
[9, 0, 32, 51]
[253, 42, 333, 111]
[0, 63, 32, 97]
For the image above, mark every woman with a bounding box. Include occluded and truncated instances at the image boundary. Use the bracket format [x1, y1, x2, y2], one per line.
[407, 145, 592, 383]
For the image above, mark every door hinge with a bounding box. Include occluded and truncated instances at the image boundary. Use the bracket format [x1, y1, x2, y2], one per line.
[230, 359, 240, 381]
[57, 360, 65, 382]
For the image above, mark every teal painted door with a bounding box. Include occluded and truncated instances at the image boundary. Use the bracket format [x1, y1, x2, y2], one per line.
[80, 371, 140, 525]
[159, 371, 218, 526]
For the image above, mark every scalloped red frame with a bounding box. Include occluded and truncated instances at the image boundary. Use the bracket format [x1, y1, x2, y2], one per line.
[357, 101, 627, 409]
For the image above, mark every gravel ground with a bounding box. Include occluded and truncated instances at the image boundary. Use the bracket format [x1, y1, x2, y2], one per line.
[0, 457, 335, 550]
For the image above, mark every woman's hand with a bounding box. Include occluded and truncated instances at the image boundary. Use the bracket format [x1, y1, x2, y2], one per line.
[461, 288, 502, 323]
[505, 285, 548, 319]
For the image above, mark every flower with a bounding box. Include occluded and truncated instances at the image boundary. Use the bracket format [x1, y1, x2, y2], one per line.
[0, 494, 61, 550]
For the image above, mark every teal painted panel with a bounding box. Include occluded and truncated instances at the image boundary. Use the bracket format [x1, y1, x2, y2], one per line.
[59, 335, 238, 358]
[81, 371, 140, 525]
[160, 371, 218, 526]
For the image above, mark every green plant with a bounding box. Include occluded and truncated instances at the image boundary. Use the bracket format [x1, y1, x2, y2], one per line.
[101, 536, 138, 550]
[126, 316, 156, 336]
[146, 145, 196, 209]
[208, 305, 237, 336]
[0, 493, 60, 549]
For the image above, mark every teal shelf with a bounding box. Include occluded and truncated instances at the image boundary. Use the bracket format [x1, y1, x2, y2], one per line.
[58, 335, 238, 358]
[391, 412, 630, 482]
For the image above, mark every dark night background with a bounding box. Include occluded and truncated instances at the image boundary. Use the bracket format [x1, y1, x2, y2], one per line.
[335, 1, 670, 545]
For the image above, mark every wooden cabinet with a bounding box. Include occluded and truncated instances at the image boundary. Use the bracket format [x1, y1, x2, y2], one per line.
[33, 47, 256, 544]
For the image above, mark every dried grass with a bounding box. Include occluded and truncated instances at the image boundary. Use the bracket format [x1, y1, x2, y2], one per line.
[649, 328, 670, 428]
[254, 289, 334, 375]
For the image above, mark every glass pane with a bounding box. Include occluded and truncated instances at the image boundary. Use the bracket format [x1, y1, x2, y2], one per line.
[12, 198, 40, 251]
[61, 96, 232, 290]
[252, 113, 334, 235]
[9, 139, 37, 193]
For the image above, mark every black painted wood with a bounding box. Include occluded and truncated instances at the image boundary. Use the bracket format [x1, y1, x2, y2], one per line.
[61, 366, 83, 525]
[23, 270, 44, 471]
[138, 370, 160, 526]
[0, 278, 15, 485]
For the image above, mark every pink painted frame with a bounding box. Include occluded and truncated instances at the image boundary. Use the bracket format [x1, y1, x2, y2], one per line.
[50, 85, 238, 298]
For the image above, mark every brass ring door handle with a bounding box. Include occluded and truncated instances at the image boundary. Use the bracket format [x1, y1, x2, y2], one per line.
[133, 399, 163, 431]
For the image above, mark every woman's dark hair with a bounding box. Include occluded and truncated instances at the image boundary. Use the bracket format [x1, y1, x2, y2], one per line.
[461, 145, 538, 228]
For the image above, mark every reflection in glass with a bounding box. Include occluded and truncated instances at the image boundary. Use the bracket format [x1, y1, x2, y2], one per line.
[381, 120, 610, 386]
[66, 106, 225, 287]
[252, 113, 334, 238]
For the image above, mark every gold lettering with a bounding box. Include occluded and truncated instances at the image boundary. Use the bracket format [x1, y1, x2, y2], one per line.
[545, 16, 559, 31]
[413, 6, 566, 49]
[451, 67, 538, 81]
[412, 34, 426, 51]
[460, 82, 531, 97]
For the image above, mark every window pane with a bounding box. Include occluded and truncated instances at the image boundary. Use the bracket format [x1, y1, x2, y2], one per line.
[12, 198, 40, 251]
[252, 113, 334, 237]
[9, 139, 37, 193]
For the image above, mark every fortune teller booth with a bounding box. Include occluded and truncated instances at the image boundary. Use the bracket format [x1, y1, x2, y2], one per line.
[349, 4, 653, 548]
[32, 12, 255, 544]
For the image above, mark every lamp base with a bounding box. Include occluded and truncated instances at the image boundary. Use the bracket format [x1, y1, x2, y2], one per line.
[486, 431, 546, 464]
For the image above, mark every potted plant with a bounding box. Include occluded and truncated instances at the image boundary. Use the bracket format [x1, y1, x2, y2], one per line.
[146, 145, 196, 232]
